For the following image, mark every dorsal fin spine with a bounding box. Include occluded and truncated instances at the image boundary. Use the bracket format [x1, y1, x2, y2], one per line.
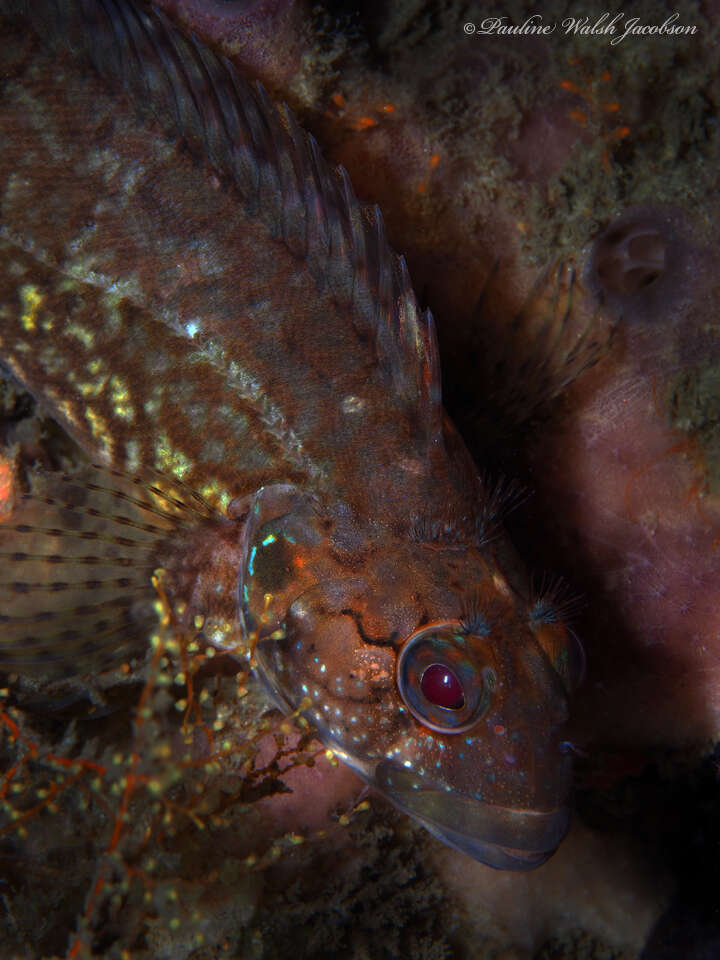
[15, 0, 443, 446]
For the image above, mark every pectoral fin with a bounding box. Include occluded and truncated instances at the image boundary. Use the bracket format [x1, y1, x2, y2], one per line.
[0, 459, 212, 676]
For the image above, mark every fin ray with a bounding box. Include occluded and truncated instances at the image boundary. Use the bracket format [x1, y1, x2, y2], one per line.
[0, 463, 204, 676]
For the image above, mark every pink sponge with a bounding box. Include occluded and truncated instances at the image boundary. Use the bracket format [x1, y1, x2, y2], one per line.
[530, 206, 720, 747]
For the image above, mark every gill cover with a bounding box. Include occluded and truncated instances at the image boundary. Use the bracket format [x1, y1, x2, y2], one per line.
[238, 483, 374, 712]
[238, 484, 334, 653]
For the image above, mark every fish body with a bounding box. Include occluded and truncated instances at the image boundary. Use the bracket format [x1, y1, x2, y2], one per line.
[0, 0, 581, 868]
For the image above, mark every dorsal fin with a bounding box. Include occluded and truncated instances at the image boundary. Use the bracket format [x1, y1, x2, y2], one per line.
[10, 0, 442, 446]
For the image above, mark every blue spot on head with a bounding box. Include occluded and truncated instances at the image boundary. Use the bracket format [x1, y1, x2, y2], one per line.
[248, 545, 257, 576]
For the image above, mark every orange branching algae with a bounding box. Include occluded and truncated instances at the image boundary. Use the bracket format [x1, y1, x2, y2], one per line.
[561, 57, 631, 172]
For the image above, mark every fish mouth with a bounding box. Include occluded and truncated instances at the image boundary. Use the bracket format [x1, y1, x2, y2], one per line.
[374, 760, 570, 871]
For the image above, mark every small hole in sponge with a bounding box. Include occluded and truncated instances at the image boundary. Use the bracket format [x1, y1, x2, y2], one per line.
[593, 223, 667, 296]
[586, 206, 702, 329]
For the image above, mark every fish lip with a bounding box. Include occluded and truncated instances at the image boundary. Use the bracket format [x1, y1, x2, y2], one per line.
[402, 803, 570, 871]
[374, 759, 571, 870]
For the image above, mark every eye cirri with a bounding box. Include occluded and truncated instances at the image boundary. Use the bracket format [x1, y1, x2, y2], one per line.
[397, 623, 496, 733]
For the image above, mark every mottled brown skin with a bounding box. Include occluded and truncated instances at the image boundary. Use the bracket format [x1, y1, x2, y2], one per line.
[0, 0, 579, 868]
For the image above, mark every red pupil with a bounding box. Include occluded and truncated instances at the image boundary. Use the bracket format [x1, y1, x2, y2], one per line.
[420, 663, 465, 710]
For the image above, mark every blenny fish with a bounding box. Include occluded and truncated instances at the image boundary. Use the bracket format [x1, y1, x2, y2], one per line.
[0, 0, 584, 869]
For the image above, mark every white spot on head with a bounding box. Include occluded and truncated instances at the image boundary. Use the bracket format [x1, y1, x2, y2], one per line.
[341, 395, 366, 415]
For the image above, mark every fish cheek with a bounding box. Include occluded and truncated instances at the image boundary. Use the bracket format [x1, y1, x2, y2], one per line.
[254, 581, 401, 767]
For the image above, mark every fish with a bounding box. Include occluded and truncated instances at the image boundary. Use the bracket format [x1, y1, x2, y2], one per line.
[0, 0, 584, 869]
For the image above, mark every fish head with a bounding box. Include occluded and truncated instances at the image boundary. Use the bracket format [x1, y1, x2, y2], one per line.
[240, 484, 583, 869]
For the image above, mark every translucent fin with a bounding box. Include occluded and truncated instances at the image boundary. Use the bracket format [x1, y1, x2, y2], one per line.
[0, 461, 213, 676]
[8, 0, 442, 446]
[476, 259, 615, 428]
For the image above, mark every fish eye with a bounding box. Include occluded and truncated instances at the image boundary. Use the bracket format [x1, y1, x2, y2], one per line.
[397, 623, 495, 733]
[420, 663, 465, 709]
